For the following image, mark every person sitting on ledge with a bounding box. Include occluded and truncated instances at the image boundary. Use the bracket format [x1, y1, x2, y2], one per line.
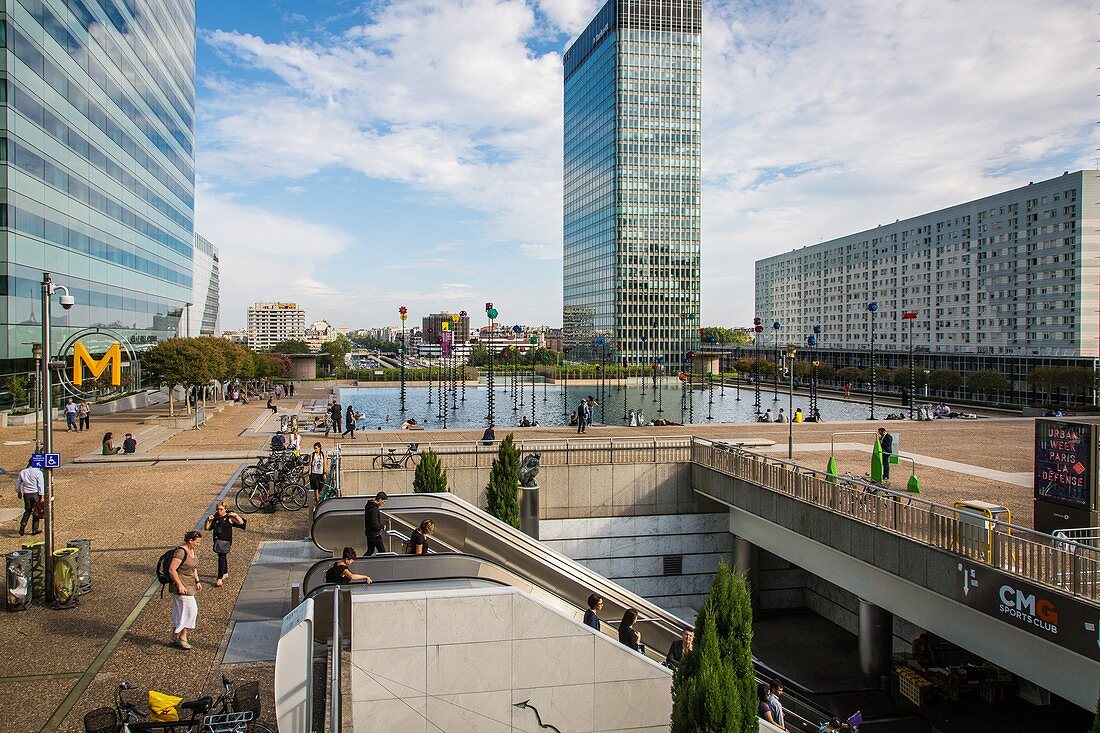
[400, 418, 421, 430]
[101, 431, 121, 455]
[519, 416, 531, 427]
[123, 433, 137, 454]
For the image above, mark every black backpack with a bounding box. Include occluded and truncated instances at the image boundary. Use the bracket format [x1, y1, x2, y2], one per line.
[156, 547, 185, 596]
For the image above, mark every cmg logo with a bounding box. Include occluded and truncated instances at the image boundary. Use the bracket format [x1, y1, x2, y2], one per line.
[999, 584, 1058, 630]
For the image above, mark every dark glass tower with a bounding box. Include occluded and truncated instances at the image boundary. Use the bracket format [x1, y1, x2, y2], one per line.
[0, 0, 196, 366]
[563, 0, 702, 367]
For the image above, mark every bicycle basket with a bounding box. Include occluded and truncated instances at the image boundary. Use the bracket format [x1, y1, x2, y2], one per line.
[409, 443, 419, 451]
[232, 681, 261, 718]
[83, 707, 118, 733]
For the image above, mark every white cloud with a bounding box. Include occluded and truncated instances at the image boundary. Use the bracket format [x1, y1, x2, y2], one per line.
[198, 0, 1097, 328]
[194, 184, 357, 327]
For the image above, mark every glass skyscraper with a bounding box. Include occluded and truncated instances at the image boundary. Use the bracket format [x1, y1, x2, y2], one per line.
[563, 0, 701, 367]
[0, 0, 195, 368]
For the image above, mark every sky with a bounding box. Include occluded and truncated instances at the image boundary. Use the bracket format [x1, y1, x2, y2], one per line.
[195, 0, 1097, 332]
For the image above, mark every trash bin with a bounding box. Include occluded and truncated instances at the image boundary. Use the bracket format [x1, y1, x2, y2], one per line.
[6, 550, 32, 610]
[52, 547, 79, 609]
[22, 540, 45, 602]
[67, 539, 92, 594]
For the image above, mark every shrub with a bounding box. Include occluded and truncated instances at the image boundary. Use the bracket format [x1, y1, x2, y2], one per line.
[485, 433, 520, 528]
[413, 449, 448, 493]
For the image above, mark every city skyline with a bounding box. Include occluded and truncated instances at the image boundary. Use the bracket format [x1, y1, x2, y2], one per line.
[197, 0, 1095, 331]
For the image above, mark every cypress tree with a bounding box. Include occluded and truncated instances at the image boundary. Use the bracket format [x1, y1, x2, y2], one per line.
[412, 449, 448, 493]
[485, 433, 521, 528]
[671, 614, 737, 733]
[681, 561, 757, 733]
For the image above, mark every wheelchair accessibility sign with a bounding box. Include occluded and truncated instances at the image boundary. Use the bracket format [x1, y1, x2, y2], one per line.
[31, 453, 61, 469]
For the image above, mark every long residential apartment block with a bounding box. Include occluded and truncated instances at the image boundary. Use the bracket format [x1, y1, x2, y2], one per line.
[755, 170, 1099, 359]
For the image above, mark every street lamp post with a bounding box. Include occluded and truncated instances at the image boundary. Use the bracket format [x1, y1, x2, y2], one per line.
[903, 310, 917, 420]
[812, 325, 821, 415]
[786, 345, 797, 458]
[772, 321, 781, 400]
[752, 318, 763, 415]
[40, 272, 73, 603]
[867, 302, 878, 420]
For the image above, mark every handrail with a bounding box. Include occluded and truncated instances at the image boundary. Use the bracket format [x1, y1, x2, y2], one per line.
[692, 437, 1100, 602]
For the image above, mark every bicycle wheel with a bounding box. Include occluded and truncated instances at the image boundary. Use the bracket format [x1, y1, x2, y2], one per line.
[241, 467, 260, 488]
[235, 487, 260, 514]
[247, 722, 277, 733]
[280, 484, 308, 511]
[406, 453, 420, 468]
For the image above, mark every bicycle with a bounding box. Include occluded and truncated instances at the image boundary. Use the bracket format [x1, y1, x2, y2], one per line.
[235, 478, 308, 513]
[372, 443, 421, 469]
[838, 471, 912, 509]
[83, 678, 275, 733]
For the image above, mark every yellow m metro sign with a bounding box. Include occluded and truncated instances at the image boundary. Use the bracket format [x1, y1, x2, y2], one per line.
[73, 342, 122, 386]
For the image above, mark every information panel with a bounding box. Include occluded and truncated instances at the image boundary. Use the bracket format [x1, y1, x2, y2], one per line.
[1034, 419, 1094, 510]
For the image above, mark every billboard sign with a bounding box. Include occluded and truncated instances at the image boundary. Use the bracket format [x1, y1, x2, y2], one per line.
[1034, 419, 1094, 510]
[956, 561, 1100, 662]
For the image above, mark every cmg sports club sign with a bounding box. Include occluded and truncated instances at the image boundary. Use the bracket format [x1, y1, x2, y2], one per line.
[957, 561, 1100, 661]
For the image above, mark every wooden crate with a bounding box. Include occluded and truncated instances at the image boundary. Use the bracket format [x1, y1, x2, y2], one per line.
[896, 668, 935, 708]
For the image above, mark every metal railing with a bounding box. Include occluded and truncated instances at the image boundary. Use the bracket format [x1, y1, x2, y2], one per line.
[692, 438, 1100, 602]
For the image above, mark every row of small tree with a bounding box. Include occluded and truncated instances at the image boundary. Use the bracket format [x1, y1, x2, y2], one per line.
[410, 437, 521, 528]
[140, 337, 290, 415]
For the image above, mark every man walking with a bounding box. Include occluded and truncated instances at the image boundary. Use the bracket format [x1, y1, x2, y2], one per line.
[330, 400, 343, 434]
[16, 457, 44, 535]
[576, 398, 588, 434]
[64, 398, 78, 432]
[363, 492, 388, 556]
[877, 427, 894, 480]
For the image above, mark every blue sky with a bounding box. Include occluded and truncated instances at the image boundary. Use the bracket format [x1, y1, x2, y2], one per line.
[196, 0, 1096, 331]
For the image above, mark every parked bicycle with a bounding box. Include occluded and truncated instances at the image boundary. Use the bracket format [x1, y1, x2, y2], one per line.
[838, 471, 913, 509]
[372, 443, 421, 469]
[83, 677, 275, 733]
[236, 478, 307, 513]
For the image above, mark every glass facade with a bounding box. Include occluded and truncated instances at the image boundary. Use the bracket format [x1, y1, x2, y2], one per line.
[0, 0, 195, 365]
[563, 0, 701, 366]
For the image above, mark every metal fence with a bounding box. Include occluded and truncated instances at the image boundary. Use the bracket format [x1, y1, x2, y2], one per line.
[691, 438, 1100, 602]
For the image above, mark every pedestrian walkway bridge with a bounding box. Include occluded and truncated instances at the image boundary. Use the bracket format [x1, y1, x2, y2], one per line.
[691, 438, 1100, 710]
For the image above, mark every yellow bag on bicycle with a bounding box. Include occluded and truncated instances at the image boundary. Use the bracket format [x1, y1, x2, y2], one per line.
[148, 690, 183, 722]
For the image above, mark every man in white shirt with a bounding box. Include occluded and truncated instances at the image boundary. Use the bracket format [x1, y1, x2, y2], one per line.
[16, 458, 44, 535]
[63, 398, 78, 432]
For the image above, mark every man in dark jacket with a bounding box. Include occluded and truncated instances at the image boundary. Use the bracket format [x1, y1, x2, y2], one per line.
[877, 427, 894, 480]
[330, 400, 343, 434]
[363, 492, 388, 556]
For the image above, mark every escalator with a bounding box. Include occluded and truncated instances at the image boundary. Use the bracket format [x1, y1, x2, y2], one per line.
[309, 492, 851, 731]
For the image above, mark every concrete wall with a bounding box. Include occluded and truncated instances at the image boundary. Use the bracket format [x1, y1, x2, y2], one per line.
[349, 586, 672, 733]
[541, 513, 733, 615]
[343, 461, 722, 520]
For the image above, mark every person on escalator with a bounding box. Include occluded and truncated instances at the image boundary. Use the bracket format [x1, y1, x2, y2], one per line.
[363, 492, 389, 556]
[583, 594, 603, 631]
[618, 608, 644, 654]
[325, 547, 372, 585]
[406, 520, 435, 555]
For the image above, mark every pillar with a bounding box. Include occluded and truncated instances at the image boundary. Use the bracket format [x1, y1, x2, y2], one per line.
[858, 598, 893, 682]
[519, 486, 539, 540]
[733, 537, 759, 613]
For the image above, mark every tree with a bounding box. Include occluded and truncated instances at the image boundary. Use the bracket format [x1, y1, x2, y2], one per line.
[967, 370, 1010, 400]
[671, 614, 738, 733]
[140, 338, 225, 416]
[4, 374, 28, 408]
[485, 433, 521, 528]
[270, 339, 311, 354]
[413, 449, 448, 493]
[467, 342, 490, 367]
[672, 561, 755, 733]
[700, 327, 752, 346]
[837, 366, 863, 384]
[892, 368, 928, 389]
[927, 369, 963, 393]
[321, 334, 354, 375]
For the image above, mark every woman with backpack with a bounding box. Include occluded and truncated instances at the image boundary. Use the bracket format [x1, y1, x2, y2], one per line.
[407, 519, 435, 555]
[167, 530, 202, 649]
[204, 502, 246, 587]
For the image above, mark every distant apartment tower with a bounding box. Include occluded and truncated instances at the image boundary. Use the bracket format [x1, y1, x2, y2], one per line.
[247, 302, 306, 351]
[755, 171, 1100, 358]
[188, 234, 220, 337]
[421, 312, 471, 354]
[562, 0, 702, 365]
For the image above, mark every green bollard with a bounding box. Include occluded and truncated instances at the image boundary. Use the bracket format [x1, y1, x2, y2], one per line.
[870, 439, 883, 482]
[907, 474, 921, 494]
[826, 455, 838, 483]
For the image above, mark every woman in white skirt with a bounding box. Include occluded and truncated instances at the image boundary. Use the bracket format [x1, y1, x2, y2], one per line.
[168, 530, 203, 649]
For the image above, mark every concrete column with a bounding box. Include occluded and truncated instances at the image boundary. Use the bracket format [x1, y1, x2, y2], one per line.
[858, 598, 893, 682]
[733, 537, 759, 612]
